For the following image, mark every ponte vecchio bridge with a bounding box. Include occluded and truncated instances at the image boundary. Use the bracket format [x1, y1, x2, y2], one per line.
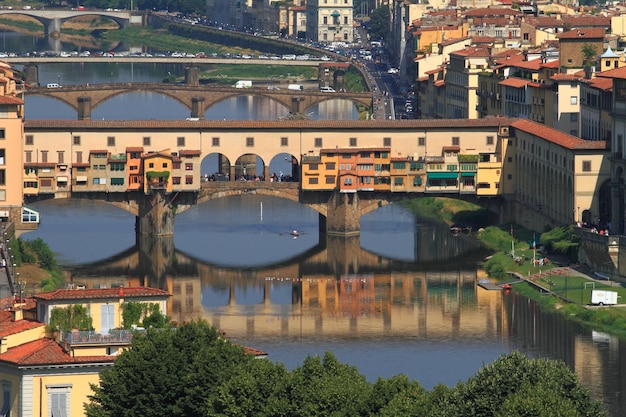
[22, 118, 512, 236]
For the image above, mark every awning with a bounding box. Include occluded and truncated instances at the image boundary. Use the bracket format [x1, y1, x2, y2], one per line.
[76, 176, 88, 182]
[428, 172, 458, 179]
[461, 172, 476, 177]
[57, 176, 68, 182]
[331, 11, 340, 16]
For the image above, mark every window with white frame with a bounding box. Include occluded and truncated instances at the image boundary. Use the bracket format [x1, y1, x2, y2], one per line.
[47, 384, 72, 417]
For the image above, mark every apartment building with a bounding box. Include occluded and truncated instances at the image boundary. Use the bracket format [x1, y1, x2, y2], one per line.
[306, 0, 354, 43]
[0, 287, 170, 417]
[0, 62, 32, 226]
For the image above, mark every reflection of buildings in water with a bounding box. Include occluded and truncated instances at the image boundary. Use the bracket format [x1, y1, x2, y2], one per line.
[313, 99, 358, 120]
[196, 270, 508, 341]
[505, 293, 623, 410]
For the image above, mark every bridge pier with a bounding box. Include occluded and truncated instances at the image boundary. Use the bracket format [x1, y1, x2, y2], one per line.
[136, 189, 175, 236]
[191, 97, 205, 120]
[290, 97, 302, 114]
[185, 67, 199, 86]
[78, 96, 92, 120]
[325, 191, 361, 236]
[23, 64, 38, 87]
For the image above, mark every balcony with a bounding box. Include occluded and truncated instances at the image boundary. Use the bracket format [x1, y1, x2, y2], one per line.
[59, 329, 136, 345]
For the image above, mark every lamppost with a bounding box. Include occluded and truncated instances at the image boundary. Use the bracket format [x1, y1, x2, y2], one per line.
[57, 74, 61, 86]
[577, 205, 580, 223]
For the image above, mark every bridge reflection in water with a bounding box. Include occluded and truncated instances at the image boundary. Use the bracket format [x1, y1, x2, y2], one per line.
[59, 227, 626, 416]
[63, 226, 496, 339]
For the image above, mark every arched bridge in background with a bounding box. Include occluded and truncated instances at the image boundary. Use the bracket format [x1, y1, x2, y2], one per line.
[24, 83, 374, 119]
[0, 9, 131, 36]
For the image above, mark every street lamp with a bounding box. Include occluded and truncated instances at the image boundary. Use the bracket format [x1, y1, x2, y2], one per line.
[57, 74, 61, 86]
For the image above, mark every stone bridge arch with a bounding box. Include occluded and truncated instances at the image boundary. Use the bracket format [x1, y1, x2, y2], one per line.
[0, 10, 130, 36]
[190, 183, 306, 216]
[25, 84, 373, 120]
[25, 193, 140, 217]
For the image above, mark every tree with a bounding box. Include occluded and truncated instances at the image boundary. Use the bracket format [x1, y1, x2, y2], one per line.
[430, 351, 607, 417]
[368, 5, 390, 42]
[582, 44, 598, 68]
[288, 352, 372, 417]
[85, 320, 257, 417]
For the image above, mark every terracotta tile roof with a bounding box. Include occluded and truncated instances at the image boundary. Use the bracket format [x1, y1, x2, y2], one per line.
[471, 36, 496, 44]
[35, 286, 170, 301]
[425, 66, 445, 75]
[557, 27, 605, 39]
[0, 338, 114, 366]
[586, 77, 613, 90]
[442, 145, 461, 151]
[434, 80, 445, 87]
[500, 77, 533, 88]
[561, 15, 611, 28]
[540, 60, 560, 69]
[179, 149, 201, 156]
[473, 17, 511, 26]
[126, 146, 143, 152]
[596, 66, 626, 79]
[511, 119, 608, 150]
[24, 162, 56, 168]
[441, 36, 470, 46]
[0, 95, 23, 105]
[0, 314, 43, 338]
[452, 46, 490, 57]
[26, 119, 518, 132]
[464, 7, 522, 17]
[525, 16, 563, 27]
[551, 73, 579, 81]
[320, 147, 390, 154]
[89, 149, 108, 154]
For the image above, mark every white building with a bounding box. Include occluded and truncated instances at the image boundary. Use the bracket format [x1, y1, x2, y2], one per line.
[306, 0, 354, 43]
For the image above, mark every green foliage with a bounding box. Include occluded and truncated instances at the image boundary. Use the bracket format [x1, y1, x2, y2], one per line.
[458, 154, 479, 162]
[122, 302, 171, 329]
[540, 225, 579, 261]
[48, 305, 93, 332]
[436, 351, 606, 417]
[86, 320, 255, 417]
[582, 44, 598, 66]
[289, 352, 372, 417]
[86, 331, 607, 417]
[368, 5, 390, 42]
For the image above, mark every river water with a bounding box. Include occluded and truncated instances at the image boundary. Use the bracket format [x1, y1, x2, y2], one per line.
[7, 32, 626, 416]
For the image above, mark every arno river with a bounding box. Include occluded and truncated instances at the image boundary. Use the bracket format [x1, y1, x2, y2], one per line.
[7, 33, 626, 416]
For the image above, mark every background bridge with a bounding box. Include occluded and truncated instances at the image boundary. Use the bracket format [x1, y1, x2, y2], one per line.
[0, 9, 132, 36]
[25, 82, 373, 119]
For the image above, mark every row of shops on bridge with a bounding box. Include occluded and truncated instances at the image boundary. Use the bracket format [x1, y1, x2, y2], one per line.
[301, 146, 504, 196]
[21, 144, 506, 198]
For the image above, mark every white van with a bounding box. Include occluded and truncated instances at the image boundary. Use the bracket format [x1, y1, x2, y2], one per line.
[288, 84, 304, 91]
[320, 86, 335, 93]
[233, 80, 252, 89]
[46, 83, 61, 88]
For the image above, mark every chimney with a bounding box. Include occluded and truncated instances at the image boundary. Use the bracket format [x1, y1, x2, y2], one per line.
[118, 285, 125, 297]
[11, 305, 23, 322]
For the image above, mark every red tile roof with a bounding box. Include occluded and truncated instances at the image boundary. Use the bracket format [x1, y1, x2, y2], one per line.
[0, 338, 114, 366]
[596, 66, 626, 79]
[0, 313, 43, 338]
[35, 286, 170, 301]
[0, 95, 23, 105]
[320, 147, 390, 154]
[179, 149, 201, 156]
[89, 149, 108, 154]
[511, 119, 608, 150]
[126, 146, 143, 152]
[464, 7, 522, 17]
[557, 27, 605, 39]
[500, 77, 533, 88]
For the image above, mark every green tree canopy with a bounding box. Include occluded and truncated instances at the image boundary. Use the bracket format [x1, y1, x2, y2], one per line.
[85, 322, 607, 417]
[368, 5, 390, 42]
